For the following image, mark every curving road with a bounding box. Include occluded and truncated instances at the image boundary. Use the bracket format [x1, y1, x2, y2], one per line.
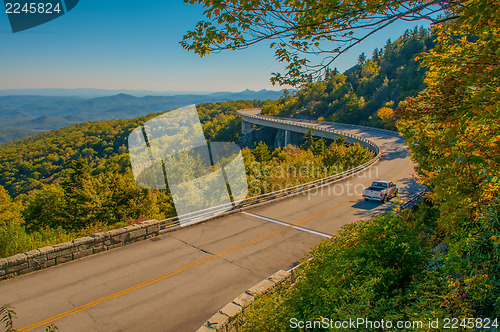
[0, 110, 422, 332]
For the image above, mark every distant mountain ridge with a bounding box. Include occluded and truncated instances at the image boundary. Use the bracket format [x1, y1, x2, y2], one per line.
[0, 89, 286, 144]
[0, 88, 287, 98]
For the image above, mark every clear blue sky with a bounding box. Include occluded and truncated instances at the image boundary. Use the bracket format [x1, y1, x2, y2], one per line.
[0, 0, 430, 92]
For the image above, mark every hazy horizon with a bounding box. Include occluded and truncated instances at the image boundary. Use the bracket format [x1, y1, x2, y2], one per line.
[0, 87, 290, 98]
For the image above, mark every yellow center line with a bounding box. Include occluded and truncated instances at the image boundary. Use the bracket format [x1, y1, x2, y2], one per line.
[21, 159, 414, 331]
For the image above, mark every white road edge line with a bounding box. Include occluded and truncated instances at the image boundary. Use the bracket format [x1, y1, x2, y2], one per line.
[242, 212, 332, 239]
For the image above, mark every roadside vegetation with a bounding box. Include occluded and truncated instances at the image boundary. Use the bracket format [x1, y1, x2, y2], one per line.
[0, 304, 58, 331]
[243, 133, 372, 196]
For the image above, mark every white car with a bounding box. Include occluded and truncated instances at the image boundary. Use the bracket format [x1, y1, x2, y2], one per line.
[362, 180, 398, 202]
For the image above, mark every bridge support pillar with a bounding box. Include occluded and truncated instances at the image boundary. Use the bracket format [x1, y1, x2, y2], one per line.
[284, 130, 290, 146]
[242, 120, 253, 134]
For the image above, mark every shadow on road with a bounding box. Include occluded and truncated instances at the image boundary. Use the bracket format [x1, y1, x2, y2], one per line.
[351, 199, 384, 210]
[379, 139, 408, 161]
[397, 177, 426, 197]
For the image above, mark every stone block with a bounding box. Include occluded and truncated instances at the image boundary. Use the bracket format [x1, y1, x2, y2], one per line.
[6, 254, 27, 266]
[116, 233, 131, 243]
[108, 228, 127, 238]
[232, 292, 255, 308]
[0, 258, 8, 269]
[38, 246, 56, 257]
[56, 255, 73, 265]
[25, 250, 41, 259]
[219, 302, 242, 318]
[147, 224, 160, 235]
[91, 231, 110, 242]
[123, 224, 140, 232]
[128, 228, 147, 240]
[52, 241, 73, 252]
[205, 312, 229, 329]
[73, 249, 93, 260]
[268, 270, 290, 284]
[73, 237, 94, 250]
[105, 243, 123, 250]
[93, 246, 106, 254]
[104, 238, 119, 246]
[44, 259, 56, 268]
[93, 240, 104, 249]
[28, 256, 46, 269]
[60, 246, 78, 256]
[6, 262, 28, 274]
[246, 279, 276, 296]
[196, 326, 216, 332]
[139, 219, 157, 227]
[105, 228, 130, 244]
[47, 250, 63, 260]
[22, 267, 36, 274]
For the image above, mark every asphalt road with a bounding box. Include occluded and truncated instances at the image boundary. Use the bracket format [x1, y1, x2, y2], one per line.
[0, 114, 422, 332]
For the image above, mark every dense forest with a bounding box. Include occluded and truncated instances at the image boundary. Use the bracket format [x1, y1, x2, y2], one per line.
[261, 27, 433, 130]
[0, 101, 373, 258]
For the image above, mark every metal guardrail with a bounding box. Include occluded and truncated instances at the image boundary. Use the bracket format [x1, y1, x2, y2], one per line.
[398, 190, 429, 213]
[157, 112, 383, 231]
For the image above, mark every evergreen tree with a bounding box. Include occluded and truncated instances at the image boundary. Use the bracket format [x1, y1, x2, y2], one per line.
[252, 141, 271, 163]
[61, 157, 102, 230]
[312, 138, 327, 156]
[301, 128, 316, 150]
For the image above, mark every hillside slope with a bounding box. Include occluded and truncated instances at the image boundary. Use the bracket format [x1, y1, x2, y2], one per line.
[262, 27, 433, 129]
[0, 100, 259, 197]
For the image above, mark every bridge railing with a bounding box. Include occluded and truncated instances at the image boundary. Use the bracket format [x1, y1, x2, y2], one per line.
[157, 112, 383, 232]
[270, 116, 401, 137]
[240, 112, 400, 138]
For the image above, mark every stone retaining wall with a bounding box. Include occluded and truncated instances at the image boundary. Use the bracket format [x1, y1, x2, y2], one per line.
[0, 219, 160, 281]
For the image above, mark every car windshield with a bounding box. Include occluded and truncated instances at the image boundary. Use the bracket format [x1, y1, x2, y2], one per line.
[372, 182, 388, 188]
